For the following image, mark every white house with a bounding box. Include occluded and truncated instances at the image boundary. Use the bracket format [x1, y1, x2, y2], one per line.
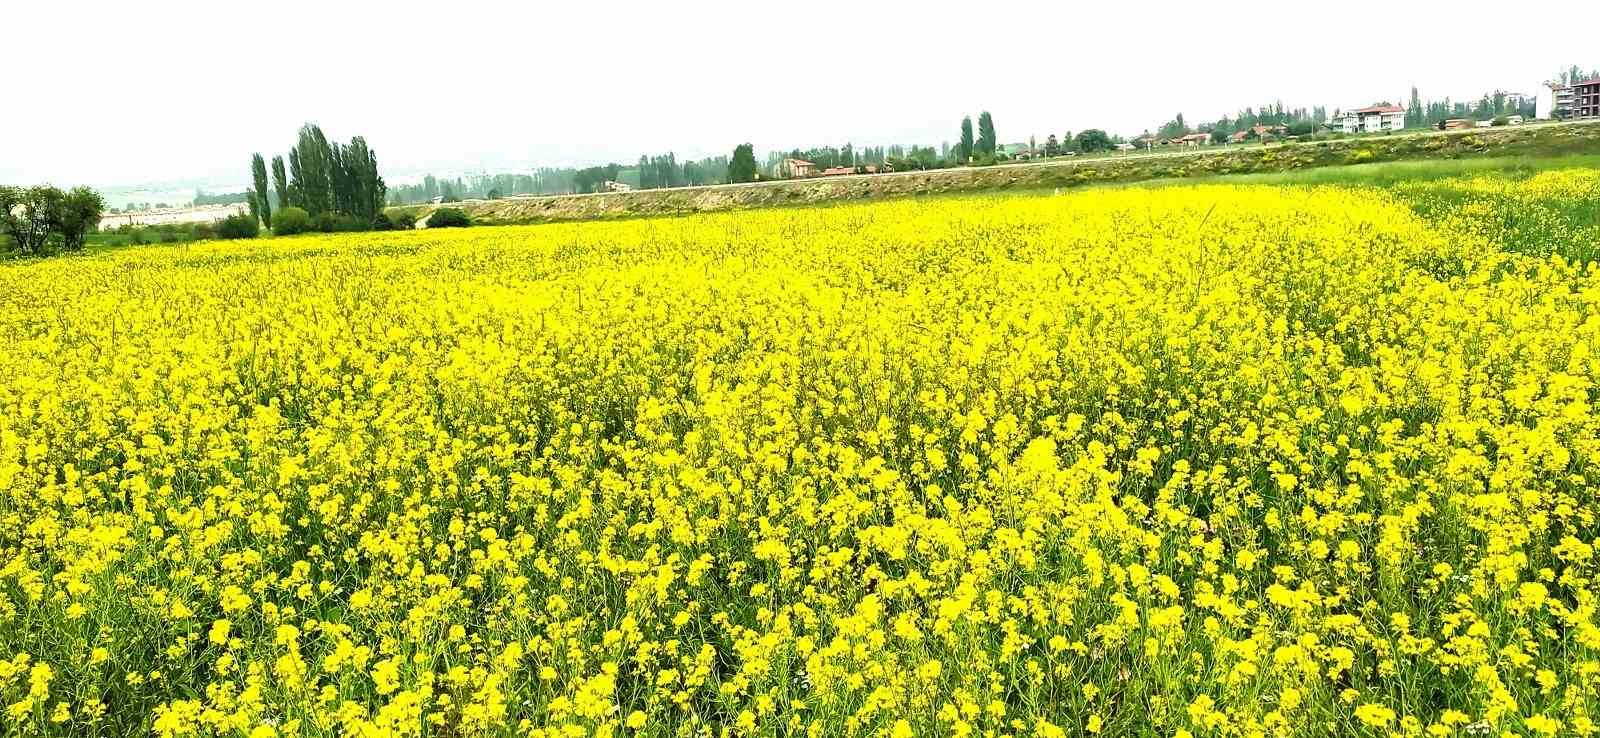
[1338, 104, 1407, 134]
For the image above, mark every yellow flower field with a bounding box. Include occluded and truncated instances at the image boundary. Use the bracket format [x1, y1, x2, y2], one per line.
[3, 174, 1600, 737]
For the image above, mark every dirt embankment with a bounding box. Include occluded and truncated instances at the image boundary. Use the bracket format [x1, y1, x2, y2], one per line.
[393, 121, 1600, 226]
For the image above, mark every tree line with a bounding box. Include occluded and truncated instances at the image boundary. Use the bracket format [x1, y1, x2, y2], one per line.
[248, 123, 387, 231]
[387, 152, 749, 206]
[1406, 87, 1537, 128]
[0, 185, 106, 255]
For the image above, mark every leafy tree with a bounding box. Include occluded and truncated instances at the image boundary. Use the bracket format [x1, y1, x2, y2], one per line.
[0, 185, 103, 254]
[1407, 87, 1424, 128]
[251, 153, 272, 229]
[976, 111, 996, 157]
[958, 116, 974, 163]
[729, 143, 758, 183]
[1074, 129, 1114, 153]
[1157, 113, 1189, 140]
[426, 208, 472, 228]
[216, 213, 260, 240]
[272, 206, 313, 236]
[55, 187, 105, 251]
[0, 186, 58, 254]
[1043, 134, 1060, 157]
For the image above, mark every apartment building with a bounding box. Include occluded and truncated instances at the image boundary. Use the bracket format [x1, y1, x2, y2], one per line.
[1572, 78, 1600, 119]
[1338, 104, 1406, 134]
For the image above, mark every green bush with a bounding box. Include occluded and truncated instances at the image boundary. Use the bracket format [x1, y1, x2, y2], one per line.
[334, 215, 369, 232]
[310, 213, 368, 233]
[426, 208, 472, 228]
[273, 207, 312, 236]
[215, 214, 260, 240]
[373, 211, 418, 231]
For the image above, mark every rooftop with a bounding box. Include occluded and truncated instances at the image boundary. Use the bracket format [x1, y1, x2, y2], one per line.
[1351, 104, 1405, 114]
[1572, 78, 1600, 88]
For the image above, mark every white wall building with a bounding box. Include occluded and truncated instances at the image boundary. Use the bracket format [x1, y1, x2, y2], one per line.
[1338, 104, 1407, 134]
[1538, 81, 1577, 120]
[97, 202, 249, 231]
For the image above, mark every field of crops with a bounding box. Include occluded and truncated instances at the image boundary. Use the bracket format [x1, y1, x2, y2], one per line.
[3, 169, 1600, 737]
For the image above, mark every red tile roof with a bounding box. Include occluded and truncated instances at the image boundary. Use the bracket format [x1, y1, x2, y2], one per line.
[1352, 104, 1405, 114]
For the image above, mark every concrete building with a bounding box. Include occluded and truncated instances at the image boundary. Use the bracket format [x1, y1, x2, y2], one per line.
[1573, 78, 1600, 119]
[776, 158, 816, 179]
[1338, 104, 1406, 134]
[1538, 81, 1574, 120]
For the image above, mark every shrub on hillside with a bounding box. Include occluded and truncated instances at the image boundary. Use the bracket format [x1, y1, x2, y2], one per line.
[215, 214, 260, 240]
[273, 207, 312, 236]
[427, 208, 471, 228]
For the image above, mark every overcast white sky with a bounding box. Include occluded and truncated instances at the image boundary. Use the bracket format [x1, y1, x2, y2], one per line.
[3, 0, 1595, 187]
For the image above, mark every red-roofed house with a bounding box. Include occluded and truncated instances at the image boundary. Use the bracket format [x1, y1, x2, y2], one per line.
[1572, 78, 1600, 119]
[776, 158, 816, 179]
[1338, 104, 1406, 134]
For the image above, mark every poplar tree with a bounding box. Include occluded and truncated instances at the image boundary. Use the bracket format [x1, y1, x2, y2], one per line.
[977, 111, 997, 157]
[728, 144, 758, 183]
[271, 155, 289, 209]
[251, 153, 272, 228]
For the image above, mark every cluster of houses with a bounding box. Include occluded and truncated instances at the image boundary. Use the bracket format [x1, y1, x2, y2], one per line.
[773, 159, 888, 179]
[1122, 91, 1555, 152]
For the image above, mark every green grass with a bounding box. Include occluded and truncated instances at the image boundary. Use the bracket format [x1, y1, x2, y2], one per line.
[1152, 154, 1600, 188]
